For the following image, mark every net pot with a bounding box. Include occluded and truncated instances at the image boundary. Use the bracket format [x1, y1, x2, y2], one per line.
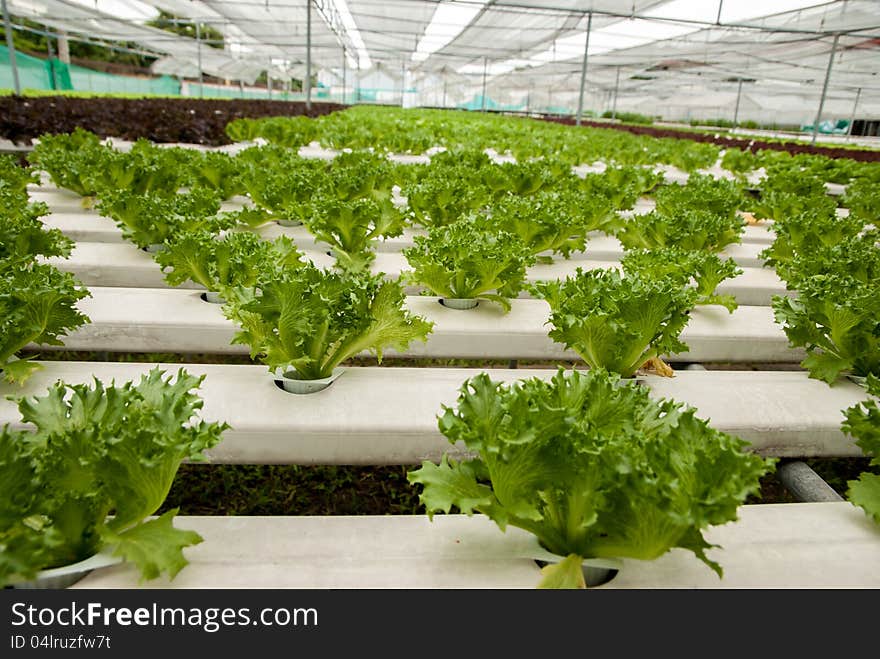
[277, 367, 346, 394]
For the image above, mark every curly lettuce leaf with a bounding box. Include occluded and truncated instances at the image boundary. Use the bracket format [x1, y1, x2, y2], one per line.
[102, 509, 204, 583]
[532, 268, 696, 377]
[305, 197, 407, 271]
[403, 220, 535, 311]
[96, 189, 226, 249]
[621, 247, 742, 312]
[229, 265, 433, 379]
[841, 375, 880, 523]
[616, 209, 744, 253]
[0, 263, 91, 383]
[0, 367, 228, 586]
[408, 368, 773, 587]
[771, 275, 880, 384]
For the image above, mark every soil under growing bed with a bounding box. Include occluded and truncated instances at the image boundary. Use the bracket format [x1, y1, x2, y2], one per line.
[156, 458, 874, 517]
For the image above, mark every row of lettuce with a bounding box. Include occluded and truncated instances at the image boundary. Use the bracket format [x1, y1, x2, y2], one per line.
[758, 162, 880, 524]
[0, 155, 90, 384]
[25, 130, 760, 380]
[0, 114, 877, 588]
[0, 155, 227, 586]
[226, 106, 880, 187]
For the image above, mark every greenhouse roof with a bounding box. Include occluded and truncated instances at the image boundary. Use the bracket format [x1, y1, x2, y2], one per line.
[3, 0, 879, 108]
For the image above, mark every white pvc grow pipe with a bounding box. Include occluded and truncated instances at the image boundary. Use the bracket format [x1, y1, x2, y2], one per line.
[33, 286, 804, 363]
[0, 362, 867, 464]
[67, 505, 880, 589]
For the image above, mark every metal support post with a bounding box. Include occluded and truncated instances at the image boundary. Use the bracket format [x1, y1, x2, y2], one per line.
[267, 60, 272, 99]
[812, 32, 840, 145]
[733, 78, 743, 126]
[481, 56, 488, 111]
[306, 0, 312, 110]
[575, 12, 593, 126]
[57, 29, 70, 64]
[846, 86, 861, 139]
[1, 0, 20, 96]
[341, 47, 346, 104]
[401, 60, 406, 107]
[46, 35, 56, 90]
[611, 66, 620, 119]
[196, 21, 204, 98]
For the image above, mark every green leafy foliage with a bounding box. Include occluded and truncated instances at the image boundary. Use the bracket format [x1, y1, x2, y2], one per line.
[29, 131, 187, 198]
[654, 174, 745, 220]
[0, 193, 72, 266]
[481, 159, 573, 198]
[661, 139, 720, 173]
[305, 197, 407, 271]
[772, 274, 880, 384]
[762, 212, 872, 273]
[155, 230, 304, 301]
[615, 209, 744, 253]
[0, 263, 91, 383]
[228, 265, 434, 380]
[323, 150, 399, 203]
[85, 139, 190, 197]
[403, 220, 536, 311]
[532, 268, 697, 377]
[579, 166, 662, 210]
[842, 178, 880, 223]
[0, 368, 228, 586]
[753, 189, 838, 224]
[188, 151, 246, 200]
[237, 149, 328, 223]
[403, 166, 491, 228]
[408, 368, 773, 587]
[96, 189, 227, 249]
[841, 375, 880, 524]
[621, 247, 742, 312]
[720, 148, 759, 181]
[772, 231, 880, 291]
[28, 128, 110, 197]
[752, 167, 834, 222]
[226, 115, 318, 148]
[477, 190, 614, 258]
[0, 155, 39, 199]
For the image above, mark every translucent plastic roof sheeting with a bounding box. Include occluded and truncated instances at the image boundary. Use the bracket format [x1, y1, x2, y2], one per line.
[6, 0, 267, 82]
[2, 0, 878, 119]
[143, 0, 348, 64]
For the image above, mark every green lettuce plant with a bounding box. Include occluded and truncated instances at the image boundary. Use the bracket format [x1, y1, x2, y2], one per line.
[761, 212, 871, 272]
[0, 263, 91, 384]
[653, 173, 744, 220]
[0, 368, 229, 586]
[229, 265, 434, 381]
[772, 274, 880, 384]
[532, 268, 697, 377]
[403, 220, 536, 312]
[27, 128, 111, 198]
[96, 189, 227, 249]
[841, 374, 880, 524]
[305, 197, 407, 271]
[408, 368, 774, 588]
[155, 230, 304, 303]
[0, 193, 72, 267]
[615, 209, 744, 253]
[403, 168, 491, 228]
[478, 190, 614, 260]
[621, 247, 742, 312]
